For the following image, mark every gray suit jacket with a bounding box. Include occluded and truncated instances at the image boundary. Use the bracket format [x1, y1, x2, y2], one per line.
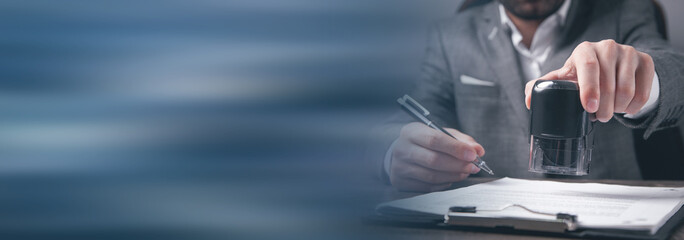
[370, 0, 684, 181]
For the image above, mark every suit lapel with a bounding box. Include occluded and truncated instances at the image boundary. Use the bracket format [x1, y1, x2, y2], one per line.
[541, 0, 591, 74]
[475, 1, 529, 134]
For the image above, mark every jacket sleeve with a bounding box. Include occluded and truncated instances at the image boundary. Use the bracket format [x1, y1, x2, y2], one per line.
[367, 23, 460, 183]
[613, 0, 684, 139]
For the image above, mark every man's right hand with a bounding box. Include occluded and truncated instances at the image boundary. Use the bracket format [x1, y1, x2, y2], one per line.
[390, 122, 485, 192]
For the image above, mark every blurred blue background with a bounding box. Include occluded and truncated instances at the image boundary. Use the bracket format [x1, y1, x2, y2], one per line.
[0, 0, 461, 239]
[1, 0, 683, 239]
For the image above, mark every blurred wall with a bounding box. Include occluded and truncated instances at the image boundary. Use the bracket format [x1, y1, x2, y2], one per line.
[661, 0, 684, 51]
[0, 0, 462, 238]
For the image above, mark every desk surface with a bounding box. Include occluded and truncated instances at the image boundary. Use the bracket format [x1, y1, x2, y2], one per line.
[371, 177, 684, 240]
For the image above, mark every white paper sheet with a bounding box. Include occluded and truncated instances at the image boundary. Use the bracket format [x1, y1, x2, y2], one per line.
[379, 178, 684, 234]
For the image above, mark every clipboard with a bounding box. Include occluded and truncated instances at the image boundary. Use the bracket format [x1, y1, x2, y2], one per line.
[367, 203, 684, 240]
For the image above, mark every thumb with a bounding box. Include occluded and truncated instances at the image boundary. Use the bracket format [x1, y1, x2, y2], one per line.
[525, 65, 577, 109]
[524, 79, 538, 110]
[542, 63, 577, 81]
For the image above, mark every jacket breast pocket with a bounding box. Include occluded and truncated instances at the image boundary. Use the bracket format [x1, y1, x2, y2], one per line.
[454, 82, 501, 101]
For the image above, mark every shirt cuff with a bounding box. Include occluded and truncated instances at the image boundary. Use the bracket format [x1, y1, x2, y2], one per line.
[384, 139, 399, 177]
[624, 71, 660, 119]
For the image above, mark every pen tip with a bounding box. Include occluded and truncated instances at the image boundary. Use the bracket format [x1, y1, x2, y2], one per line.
[473, 159, 494, 175]
[481, 164, 494, 175]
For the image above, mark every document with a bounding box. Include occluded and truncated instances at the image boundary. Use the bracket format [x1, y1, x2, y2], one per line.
[378, 178, 684, 234]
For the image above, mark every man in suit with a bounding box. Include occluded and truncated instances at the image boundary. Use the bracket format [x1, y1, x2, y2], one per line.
[371, 0, 684, 192]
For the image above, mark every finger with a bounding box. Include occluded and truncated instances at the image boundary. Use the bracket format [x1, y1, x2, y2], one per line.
[393, 143, 475, 173]
[614, 45, 638, 113]
[444, 128, 485, 157]
[394, 163, 469, 185]
[594, 40, 618, 122]
[392, 177, 451, 192]
[573, 42, 601, 113]
[406, 127, 479, 162]
[625, 52, 655, 114]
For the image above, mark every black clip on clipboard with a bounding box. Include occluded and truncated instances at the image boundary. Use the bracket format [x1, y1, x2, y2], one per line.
[368, 203, 684, 240]
[371, 200, 684, 239]
[442, 205, 577, 233]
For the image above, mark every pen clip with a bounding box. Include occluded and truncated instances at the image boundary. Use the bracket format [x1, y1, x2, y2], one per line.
[399, 95, 430, 116]
[397, 95, 431, 124]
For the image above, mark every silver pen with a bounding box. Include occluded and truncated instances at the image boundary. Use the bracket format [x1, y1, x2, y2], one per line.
[397, 94, 494, 175]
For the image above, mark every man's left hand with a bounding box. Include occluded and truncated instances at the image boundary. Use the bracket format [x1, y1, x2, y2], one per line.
[525, 39, 655, 122]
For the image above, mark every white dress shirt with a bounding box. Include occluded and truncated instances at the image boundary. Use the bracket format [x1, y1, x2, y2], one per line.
[384, 0, 661, 176]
